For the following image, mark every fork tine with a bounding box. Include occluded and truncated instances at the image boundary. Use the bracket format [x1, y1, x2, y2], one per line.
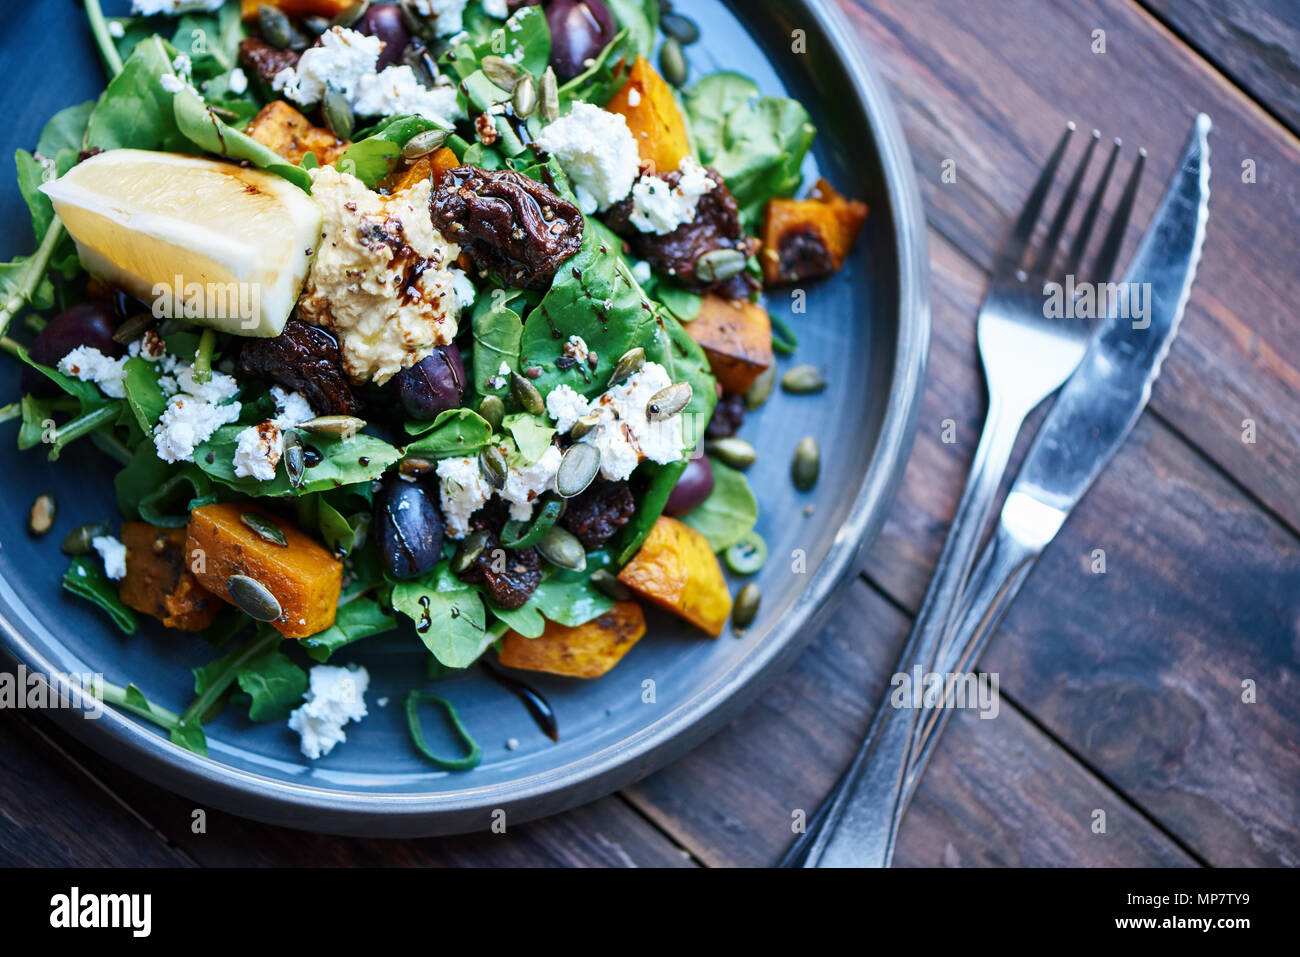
[1092, 147, 1146, 282]
[994, 122, 1074, 276]
[1063, 137, 1122, 276]
[1031, 129, 1099, 276]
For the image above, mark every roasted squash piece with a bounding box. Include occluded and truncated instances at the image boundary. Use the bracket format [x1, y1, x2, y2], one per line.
[381, 147, 460, 193]
[685, 294, 774, 394]
[245, 101, 349, 167]
[118, 523, 220, 632]
[241, 0, 355, 19]
[185, 503, 343, 639]
[605, 56, 692, 175]
[498, 601, 647, 678]
[760, 178, 869, 284]
[618, 517, 732, 637]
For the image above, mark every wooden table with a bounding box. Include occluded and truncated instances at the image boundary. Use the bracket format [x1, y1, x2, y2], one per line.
[3, 0, 1298, 867]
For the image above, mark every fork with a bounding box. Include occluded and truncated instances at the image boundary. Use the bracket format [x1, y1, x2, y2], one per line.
[784, 123, 1145, 868]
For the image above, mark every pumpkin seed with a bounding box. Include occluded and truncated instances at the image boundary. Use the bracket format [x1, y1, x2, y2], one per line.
[512, 73, 538, 118]
[111, 312, 154, 345]
[322, 83, 355, 140]
[227, 574, 283, 622]
[398, 456, 435, 478]
[555, 442, 601, 497]
[660, 12, 701, 45]
[792, 436, 820, 490]
[401, 127, 449, 159]
[569, 410, 603, 439]
[28, 492, 55, 537]
[62, 521, 111, 556]
[240, 512, 288, 547]
[732, 583, 762, 630]
[706, 437, 757, 469]
[450, 528, 490, 574]
[283, 430, 306, 488]
[744, 365, 776, 409]
[510, 371, 545, 415]
[659, 36, 688, 86]
[694, 247, 747, 282]
[539, 67, 560, 124]
[297, 415, 366, 439]
[479, 445, 508, 490]
[301, 15, 331, 36]
[257, 4, 294, 49]
[607, 346, 645, 387]
[589, 569, 631, 601]
[482, 55, 521, 92]
[331, 0, 369, 28]
[724, 532, 767, 576]
[782, 364, 827, 394]
[646, 382, 692, 421]
[536, 525, 586, 572]
[478, 394, 505, 432]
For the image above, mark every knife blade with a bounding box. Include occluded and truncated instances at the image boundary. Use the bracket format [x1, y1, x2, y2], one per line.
[902, 112, 1212, 820]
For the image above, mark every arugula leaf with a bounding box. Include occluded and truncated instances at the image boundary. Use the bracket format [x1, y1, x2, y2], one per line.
[194, 426, 401, 495]
[138, 466, 212, 528]
[682, 456, 758, 552]
[169, 720, 207, 756]
[404, 408, 495, 458]
[62, 557, 137, 634]
[236, 646, 308, 721]
[317, 496, 365, 556]
[392, 575, 493, 669]
[503, 412, 555, 466]
[336, 114, 447, 187]
[302, 597, 396, 663]
[17, 395, 65, 451]
[172, 85, 310, 190]
[557, 27, 633, 110]
[15, 150, 54, 239]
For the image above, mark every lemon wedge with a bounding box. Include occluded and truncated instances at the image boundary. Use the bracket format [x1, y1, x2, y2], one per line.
[41, 149, 321, 338]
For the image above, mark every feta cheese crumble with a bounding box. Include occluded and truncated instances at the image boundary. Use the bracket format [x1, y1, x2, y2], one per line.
[227, 67, 248, 95]
[58, 347, 127, 398]
[628, 157, 718, 235]
[564, 335, 590, 364]
[435, 444, 563, 539]
[107, 20, 125, 38]
[92, 535, 128, 581]
[159, 73, 186, 94]
[288, 664, 370, 760]
[482, 0, 509, 17]
[535, 103, 640, 214]
[273, 26, 383, 105]
[544, 362, 688, 481]
[486, 360, 510, 391]
[354, 66, 461, 126]
[231, 388, 315, 482]
[414, 0, 471, 36]
[131, 0, 223, 14]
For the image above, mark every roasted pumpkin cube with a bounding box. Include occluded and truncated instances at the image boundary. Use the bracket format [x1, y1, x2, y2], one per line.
[185, 503, 343, 639]
[685, 294, 774, 394]
[760, 178, 868, 284]
[118, 523, 220, 632]
[618, 517, 732, 637]
[241, 0, 355, 19]
[245, 100, 349, 167]
[498, 601, 647, 678]
[605, 56, 692, 175]
[380, 147, 461, 193]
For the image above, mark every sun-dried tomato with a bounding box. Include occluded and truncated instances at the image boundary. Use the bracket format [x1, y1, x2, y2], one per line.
[560, 480, 635, 551]
[237, 319, 360, 416]
[238, 37, 300, 88]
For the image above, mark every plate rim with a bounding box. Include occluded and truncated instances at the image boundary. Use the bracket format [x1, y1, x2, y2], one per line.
[0, 0, 930, 836]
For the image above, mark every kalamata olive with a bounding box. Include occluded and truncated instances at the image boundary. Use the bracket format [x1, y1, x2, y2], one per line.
[22, 302, 121, 396]
[665, 454, 714, 515]
[546, 0, 616, 81]
[356, 3, 410, 71]
[391, 344, 466, 421]
[374, 478, 445, 580]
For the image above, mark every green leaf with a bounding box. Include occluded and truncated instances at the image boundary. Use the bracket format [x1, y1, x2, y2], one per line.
[503, 413, 555, 466]
[404, 408, 495, 458]
[531, 574, 615, 628]
[392, 576, 492, 669]
[194, 426, 401, 495]
[37, 101, 95, 158]
[172, 85, 311, 190]
[655, 283, 702, 323]
[404, 691, 482, 770]
[303, 597, 396, 663]
[606, 0, 660, 59]
[236, 646, 308, 722]
[15, 150, 54, 240]
[85, 36, 188, 152]
[682, 457, 758, 551]
[336, 113, 447, 187]
[170, 720, 208, 756]
[138, 466, 212, 528]
[121, 357, 167, 434]
[62, 557, 137, 635]
[317, 497, 364, 555]
[683, 72, 759, 166]
[469, 288, 528, 398]
[17, 395, 65, 451]
[489, 599, 545, 638]
[442, 4, 551, 81]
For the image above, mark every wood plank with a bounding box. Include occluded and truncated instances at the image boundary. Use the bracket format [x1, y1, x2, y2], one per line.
[0, 711, 190, 866]
[839, 0, 1300, 531]
[1140, 0, 1300, 133]
[623, 578, 1196, 867]
[860, 231, 1300, 865]
[16, 710, 695, 867]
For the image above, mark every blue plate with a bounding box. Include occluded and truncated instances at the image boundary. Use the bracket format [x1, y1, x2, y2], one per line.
[0, 0, 928, 835]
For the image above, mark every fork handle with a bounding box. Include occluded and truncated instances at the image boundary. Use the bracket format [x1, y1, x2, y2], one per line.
[798, 395, 1029, 867]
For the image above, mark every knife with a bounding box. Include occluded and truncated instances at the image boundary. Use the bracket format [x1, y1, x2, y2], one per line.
[802, 112, 1211, 868]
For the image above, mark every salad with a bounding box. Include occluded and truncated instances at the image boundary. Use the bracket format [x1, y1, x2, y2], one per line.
[1, 0, 867, 767]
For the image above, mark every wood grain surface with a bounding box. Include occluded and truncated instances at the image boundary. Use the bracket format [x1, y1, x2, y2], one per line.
[2, 0, 1297, 867]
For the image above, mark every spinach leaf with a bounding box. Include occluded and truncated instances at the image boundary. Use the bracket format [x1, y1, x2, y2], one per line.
[557, 27, 633, 110]
[681, 456, 758, 551]
[531, 574, 615, 627]
[37, 101, 95, 159]
[489, 599, 545, 639]
[336, 114, 447, 187]
[85, 36, 188, 152]
[303, 597, 396, 663]
[404, 408, 494, 458]
[317, 496, 366, 556]
[503, 412, 555, 466]
[121, 357, 167, 434]
[138, 466, 212, 528]
[442, 4, 551, 80]
[172, 86, 311, 190]
[683, 72, 758, 166]
[606, 0, 660, 59]
[612, 458, 686, 564]
[653, 282, 702, 323]
[63, 557, 137, 634]
[519, 218, 657, 399]
[115, 441, 174, 519]
[194, 426, 401, 495]
[392, 575, 493, 669]
[17, 395, 66, 451]
[15, 150, 54, 240]
[468, 287, 528, 398]
[235, 645, 308, 722]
